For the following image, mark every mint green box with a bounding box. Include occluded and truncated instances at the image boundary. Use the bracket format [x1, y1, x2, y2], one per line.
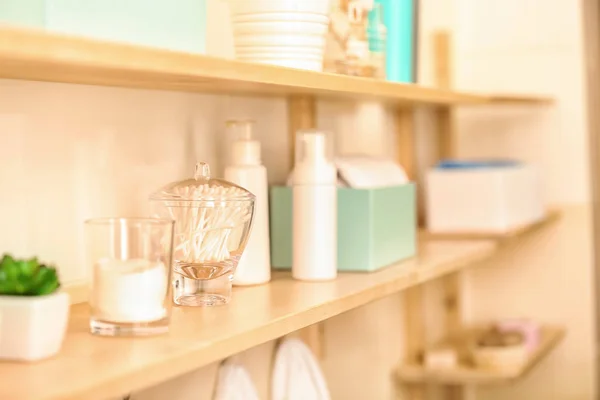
[270, 184, 416, 272]
[0, 0, 207, 53]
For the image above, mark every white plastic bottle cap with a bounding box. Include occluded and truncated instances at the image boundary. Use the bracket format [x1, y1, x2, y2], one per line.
[295, 129, 334, 165]
[232, 140, 261, 166]
[293, 129, 336, 185]
[227, 120, 261, 166]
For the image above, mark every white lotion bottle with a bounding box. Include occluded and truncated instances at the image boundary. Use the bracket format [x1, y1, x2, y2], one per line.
[292, 130, 337, 281]
[225, 120, 271, 285]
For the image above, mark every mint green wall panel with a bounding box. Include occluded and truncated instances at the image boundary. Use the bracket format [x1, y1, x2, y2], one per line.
[46, 0, 206, 53]
[0, 0, 207, 53]
[0, 0, 45, 26]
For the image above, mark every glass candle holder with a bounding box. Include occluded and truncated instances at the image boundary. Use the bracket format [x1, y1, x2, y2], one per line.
[150, 162, 255, 307]
[85, 218, 175, 337]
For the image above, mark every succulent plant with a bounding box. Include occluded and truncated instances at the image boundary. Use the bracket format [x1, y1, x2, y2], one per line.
[0, 254, 60, 296]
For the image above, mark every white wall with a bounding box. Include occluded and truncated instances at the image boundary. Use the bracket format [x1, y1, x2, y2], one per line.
[455, 0, 590, 205]
[452, 0, 597, 399]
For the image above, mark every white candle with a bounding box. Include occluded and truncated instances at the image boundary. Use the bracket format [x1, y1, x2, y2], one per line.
[93, 258, 167, 323]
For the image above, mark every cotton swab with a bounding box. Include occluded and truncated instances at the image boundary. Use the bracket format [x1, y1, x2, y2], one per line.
[168, 184, 252, 265]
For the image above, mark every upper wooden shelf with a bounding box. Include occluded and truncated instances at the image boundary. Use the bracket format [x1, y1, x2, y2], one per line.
[0, 239, 496, 400]
[0, 26, 552, 106]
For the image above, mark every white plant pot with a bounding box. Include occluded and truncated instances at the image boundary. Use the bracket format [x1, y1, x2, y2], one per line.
[0, 291, 70, 361]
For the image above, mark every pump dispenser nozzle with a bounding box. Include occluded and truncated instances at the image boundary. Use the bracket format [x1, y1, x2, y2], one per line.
[295, 129, 334, 165]
[293, 129, 336, 186]
[227, 120, 261, 166]
[226, 120, 254, 140]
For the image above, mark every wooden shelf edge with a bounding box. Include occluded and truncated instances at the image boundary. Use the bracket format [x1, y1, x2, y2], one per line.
[0, 239, 498, 400]
[483, 94, 555, 105]
[0, 25, 552, 106]
[422, 209, 562, 241]
[396, 325, 566, 386]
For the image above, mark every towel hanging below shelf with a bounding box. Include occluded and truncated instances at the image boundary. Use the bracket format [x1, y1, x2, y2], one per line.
[272, 338, 331, 400]
[213, 357, 259, 400]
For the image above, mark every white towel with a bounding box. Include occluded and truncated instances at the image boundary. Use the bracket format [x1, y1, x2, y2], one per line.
[213, 358, 259, 400]
[271, 338, 331, 400]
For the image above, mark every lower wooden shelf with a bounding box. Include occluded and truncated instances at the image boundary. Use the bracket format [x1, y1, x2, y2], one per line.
[0, 239, 496, 400]
[396, 325, 565, 385]
[422, 209, 561, 241]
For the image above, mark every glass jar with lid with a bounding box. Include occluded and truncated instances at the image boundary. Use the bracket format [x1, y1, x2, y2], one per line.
[150, 162, 255, 306]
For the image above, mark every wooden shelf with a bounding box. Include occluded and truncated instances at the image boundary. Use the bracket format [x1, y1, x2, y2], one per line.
[422, 209, 561, 241]
[0, 26, 552, 106]
[0, 239, 496, 400]
[396, 325, 565, 385]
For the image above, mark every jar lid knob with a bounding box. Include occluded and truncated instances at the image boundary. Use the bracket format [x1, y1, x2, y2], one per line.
[194, 162, 210, 182]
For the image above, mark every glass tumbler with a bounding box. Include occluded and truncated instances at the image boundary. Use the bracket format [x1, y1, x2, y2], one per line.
[85, 218, 175, 337]
[150, 162, 255, 307]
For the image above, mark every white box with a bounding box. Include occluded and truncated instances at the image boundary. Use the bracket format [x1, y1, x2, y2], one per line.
[426, 165, 544, 233]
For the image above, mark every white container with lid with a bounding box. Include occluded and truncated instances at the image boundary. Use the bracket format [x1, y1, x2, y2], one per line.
[292, 130, 337, 281]
[150, 162, 256, 306]
[224, 121, 271, 286]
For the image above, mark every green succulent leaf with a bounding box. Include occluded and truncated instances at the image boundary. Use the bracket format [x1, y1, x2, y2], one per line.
[0, 254, 61, 296]
[16, 257, 40, 278]
[2, 257, 20, 281]
[36, 277, 60, 296]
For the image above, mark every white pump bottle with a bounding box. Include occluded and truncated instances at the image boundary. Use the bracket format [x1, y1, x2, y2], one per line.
[292, 130, 337, 281]
[225, 121, 271, 286]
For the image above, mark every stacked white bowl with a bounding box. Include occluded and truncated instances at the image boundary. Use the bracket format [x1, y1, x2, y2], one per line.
[229, 0, 332, 72]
